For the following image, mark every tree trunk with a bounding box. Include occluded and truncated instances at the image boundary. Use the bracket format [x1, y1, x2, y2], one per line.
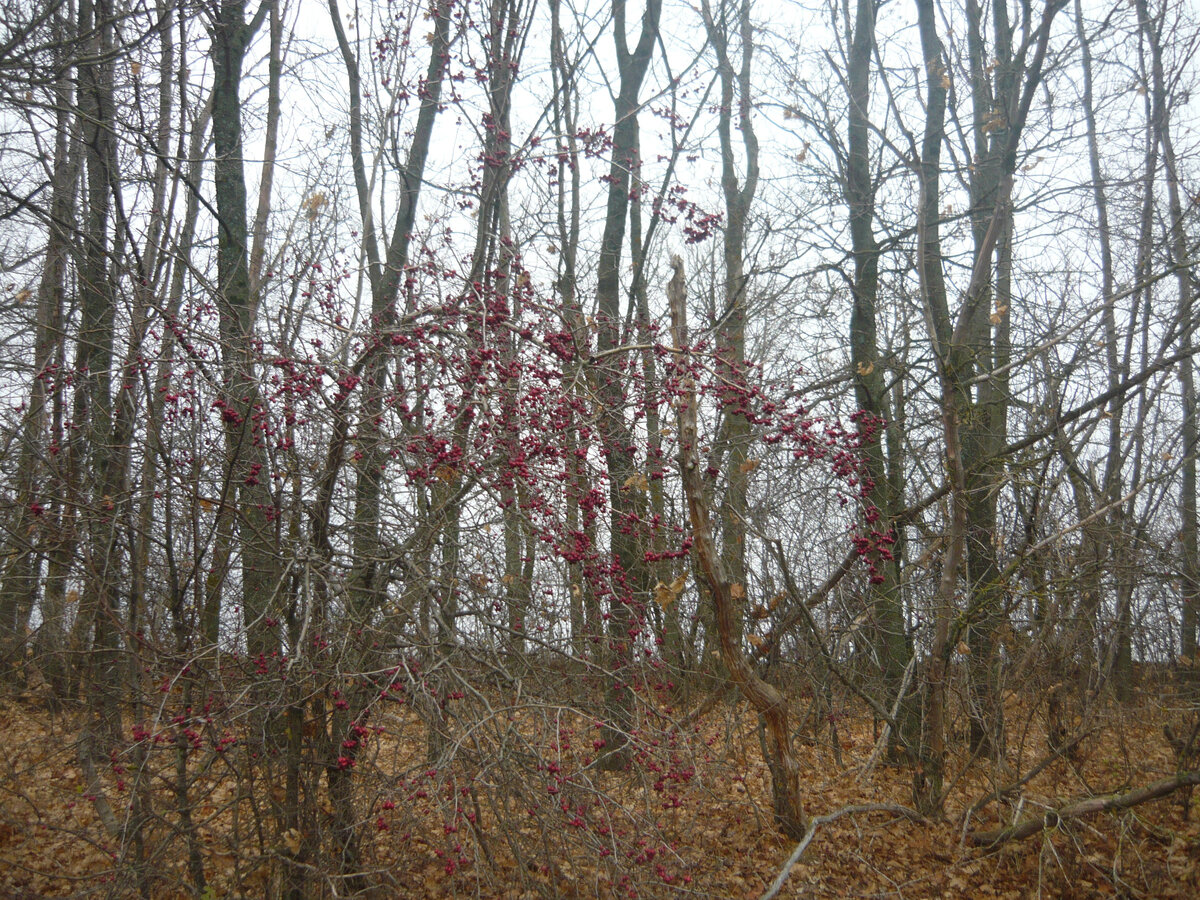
[913, 0, 953, 814]
[1138, 0, 1200, 667]
[698, 0, 761, 690]
[843, 0, 914, 759]
[669, 256, 806, 839]
[593, 0, 663, 769]
[0, 24, 78, 672]
[329, 0, 454, 622]
[73, 0, 124, 735]
[211, 0, 282, 660]
[916, 0, 1064, 801]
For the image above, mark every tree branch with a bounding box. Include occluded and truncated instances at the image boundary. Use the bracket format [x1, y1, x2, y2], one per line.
[760, 803, 924, 900]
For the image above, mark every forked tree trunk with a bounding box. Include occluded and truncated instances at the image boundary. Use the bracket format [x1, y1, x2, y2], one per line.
[699, 0, 761, 687]
[668, 256, 806, 840]
[914, 0, 1063, 807]
[328, 0, 454, 623]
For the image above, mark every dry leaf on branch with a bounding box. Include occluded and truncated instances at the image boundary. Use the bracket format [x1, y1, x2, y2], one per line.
[654, 573, 687, 609]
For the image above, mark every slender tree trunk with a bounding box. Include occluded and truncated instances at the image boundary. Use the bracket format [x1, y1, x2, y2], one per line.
[72, 0, 125, 735]
[628, 135, 682, 685]
[329, 0, 454, 621]
[0, 29, 78, 671]
[913, 0, 952, 814]
[323, 0, 457, 878]
[1138, 0, 1200, 665]
[959, 0, 1012, 760]
[699, 0, 761, 688]
[916, 0, 1063, 799]
[593, 0, 663, 769]
[842, 0, 914, 759]
[1062, 0, 1138, 702]
[211, 0, 282, 660]
[549, 0, 597, 663]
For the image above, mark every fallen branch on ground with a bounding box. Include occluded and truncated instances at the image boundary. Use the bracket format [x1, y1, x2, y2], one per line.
[970, 771, 1200, 847]
[759, 803, 924, 900]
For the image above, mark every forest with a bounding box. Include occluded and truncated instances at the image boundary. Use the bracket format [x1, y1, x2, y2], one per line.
[2, 0, 1200, 896]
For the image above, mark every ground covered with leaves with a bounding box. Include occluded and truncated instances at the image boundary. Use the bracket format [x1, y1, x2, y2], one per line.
[1, 679, 1198, 899]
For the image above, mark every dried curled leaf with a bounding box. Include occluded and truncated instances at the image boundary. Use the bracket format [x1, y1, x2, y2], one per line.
[623, 472, 650, 493]
[302, 191, 328, 220]
[654, 573, 687, 609]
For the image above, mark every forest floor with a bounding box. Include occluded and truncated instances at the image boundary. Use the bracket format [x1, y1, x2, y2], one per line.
[1, 678, 1198, 899]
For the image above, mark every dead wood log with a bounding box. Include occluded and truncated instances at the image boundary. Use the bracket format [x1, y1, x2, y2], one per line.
[970, 771, 1200, 847]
